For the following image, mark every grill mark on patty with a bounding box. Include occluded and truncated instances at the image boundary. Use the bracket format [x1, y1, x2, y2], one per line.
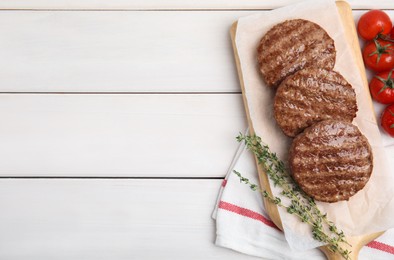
[262, 23, 317, 63]
[305, 178, 367, 195]
[294, 134, 367, 149]
[289, 120, 373, 203]
[284, 80, 356, 100]
[292, 146, 372, 165]
[304, 177, 368, 192]
[275, 102, 354, 119]
[258, 19, 336, 87]
[274, 69, 357, 137]
[304, 185, 361, 202]
[292, 137, 368, 150]
[300, 166, 372, 185]
[292, 160, 372, 178]
[258, 20, 314, 54]
[262, 22, 324, 63]
[278, 71, 356, 100]
[278, 89, 355, 108]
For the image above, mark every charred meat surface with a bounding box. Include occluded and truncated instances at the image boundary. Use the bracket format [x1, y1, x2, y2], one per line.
[258, 19, 336, 87]
[289, 120, 373, 203]
[274, 68, 358, 137]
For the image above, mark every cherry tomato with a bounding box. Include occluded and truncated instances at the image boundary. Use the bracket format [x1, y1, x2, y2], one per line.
[391, 26, 394, 40]
[362, 39, 394, 72]
[381, 104, 394, 137]
[358, 10, 392, 40]
[369, 70, 394, 104]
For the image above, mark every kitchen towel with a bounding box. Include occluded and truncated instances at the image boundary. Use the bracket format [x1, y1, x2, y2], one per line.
[212, 130, 394, 259]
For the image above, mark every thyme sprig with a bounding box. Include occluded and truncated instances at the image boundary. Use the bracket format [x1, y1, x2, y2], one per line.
[235, 133, 351, 259]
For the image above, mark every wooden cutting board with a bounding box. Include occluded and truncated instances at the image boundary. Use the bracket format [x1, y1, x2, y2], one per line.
[230, 1, 384, 259]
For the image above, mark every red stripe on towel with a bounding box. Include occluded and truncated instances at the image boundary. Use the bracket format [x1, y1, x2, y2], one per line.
[218, 201, 394, 255]
[218, 201, 279, 230]
[367, 240, 394, 254]
[221, 179, 227, 187]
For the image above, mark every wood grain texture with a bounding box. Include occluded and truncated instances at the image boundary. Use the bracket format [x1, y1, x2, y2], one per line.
[0, 11, 242, 92]
[0, 0, 391, 10]
[0, 179, 259, 260]
[0, 178, 392, 260]
[0, 10, 391, 93]
[230, 20, 283, 231]
[0, 94, 246, 177]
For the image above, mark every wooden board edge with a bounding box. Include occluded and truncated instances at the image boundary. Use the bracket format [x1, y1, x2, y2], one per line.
[230, 22, 283, 231]
[320, 232, 384, 260]
[336, 0, 377, 121]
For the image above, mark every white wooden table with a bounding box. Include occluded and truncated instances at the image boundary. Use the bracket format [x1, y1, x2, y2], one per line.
[0, 1, 392, 259]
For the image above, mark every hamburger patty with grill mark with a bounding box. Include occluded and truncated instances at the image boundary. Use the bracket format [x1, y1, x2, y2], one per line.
[289, 120, 373, 203]
[274, 68, 358, 137]
[258, 19, 336, 87]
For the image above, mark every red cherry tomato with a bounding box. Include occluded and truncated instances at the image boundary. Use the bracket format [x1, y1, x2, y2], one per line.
[391, 26, 394, 39]
[381, 104, 394, 137]
[362, 39, 394, 72]
[358, 10, 392, 40]
[369, 70, 394, 104]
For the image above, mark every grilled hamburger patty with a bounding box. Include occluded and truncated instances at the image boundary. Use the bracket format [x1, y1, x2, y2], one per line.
[274, 68, 358, 137]
[289, 120, 373, 203]
[257, 19, 336, 87]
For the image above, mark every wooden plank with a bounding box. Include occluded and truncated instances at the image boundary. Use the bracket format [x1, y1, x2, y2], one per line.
[0, 11, 242, 93]
[0, 10, 392, 93]
[0, 0, 391, 10]
[0, 179, 259, 260]
[0, 94, 246, 177]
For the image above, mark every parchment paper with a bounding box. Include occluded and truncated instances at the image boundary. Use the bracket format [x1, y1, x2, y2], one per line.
[234, 0, 394, 251]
